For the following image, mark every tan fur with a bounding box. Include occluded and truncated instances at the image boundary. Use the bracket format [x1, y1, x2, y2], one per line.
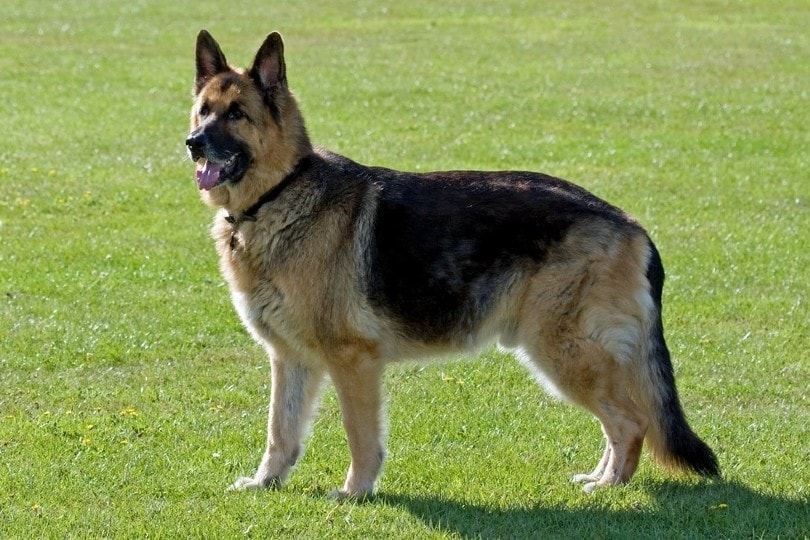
[193, 68, 310, 214]
[507, 225, 656, 490]
[188, 31, 717, 498]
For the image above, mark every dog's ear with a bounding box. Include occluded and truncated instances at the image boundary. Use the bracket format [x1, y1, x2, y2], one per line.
[194, 29, 229, 95]
[250, 32, 287, 95]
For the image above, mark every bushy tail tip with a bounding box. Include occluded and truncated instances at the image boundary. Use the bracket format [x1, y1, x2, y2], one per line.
[666, 427, 720, 478]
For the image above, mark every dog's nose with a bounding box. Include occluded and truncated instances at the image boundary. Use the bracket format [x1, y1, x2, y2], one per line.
[185, 132, 207, 160]
[185, 132, 205, 151]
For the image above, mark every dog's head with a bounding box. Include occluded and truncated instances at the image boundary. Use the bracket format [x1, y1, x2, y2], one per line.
[187, 30, 309, 210]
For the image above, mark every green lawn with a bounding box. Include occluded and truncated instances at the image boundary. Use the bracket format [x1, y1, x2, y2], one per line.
[1, 0, 807, 537]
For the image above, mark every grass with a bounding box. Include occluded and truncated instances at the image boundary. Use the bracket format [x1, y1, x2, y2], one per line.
[1, 0, 808, 537]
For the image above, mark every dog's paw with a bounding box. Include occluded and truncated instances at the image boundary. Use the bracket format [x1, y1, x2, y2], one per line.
[571, 475, 603, 494]
[571, 475, 602, 494]
[227, 476, 281, 492]
[227, 476, 264, 491]
[571, 473, 598, 484]
[326, 488, 374, 501]
[571, 471, 621, 493]
[582, 481, 600, 494]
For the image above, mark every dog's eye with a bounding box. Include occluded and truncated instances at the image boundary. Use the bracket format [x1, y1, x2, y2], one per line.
[199, 104, 210, 117]
[227, 105, 245, 121]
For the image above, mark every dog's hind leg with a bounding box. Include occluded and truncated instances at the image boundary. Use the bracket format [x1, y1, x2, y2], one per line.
[513, 231, 659, 491]
[571, 427, 612, 484]
[519, 337, 649, 492]
[327, 349, 386, 499]
[516, 254, 653, 491]
[229, 354, 325, 491]
[573, 378, 647, 492]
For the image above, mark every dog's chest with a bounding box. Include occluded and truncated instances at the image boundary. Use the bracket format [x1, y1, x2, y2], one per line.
[212, 210, 290, 276]
[222, 247, 307, 349]
[231, 280, 285, 332]
[213, 216, 316, 347]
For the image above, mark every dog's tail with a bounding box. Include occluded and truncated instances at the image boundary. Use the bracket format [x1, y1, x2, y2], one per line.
[637, 240, 720, 478]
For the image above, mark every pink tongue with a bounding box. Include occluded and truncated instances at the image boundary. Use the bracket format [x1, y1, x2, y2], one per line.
[196, 161, 224, 191]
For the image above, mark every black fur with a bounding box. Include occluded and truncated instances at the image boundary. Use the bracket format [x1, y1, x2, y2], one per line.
[194, 30, 229, 95]
[185, 110, 253, 187]
[363, 165, 630, 341]
[646, 242, 720, 477]
[249, 32, 287, 126]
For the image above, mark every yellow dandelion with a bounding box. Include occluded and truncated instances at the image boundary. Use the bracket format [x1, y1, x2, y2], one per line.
[440, 374, 465, 386]
[119, 407, 139, 417]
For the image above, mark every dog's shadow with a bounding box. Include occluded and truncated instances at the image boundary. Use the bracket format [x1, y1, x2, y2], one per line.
[371, 481, 807, 538]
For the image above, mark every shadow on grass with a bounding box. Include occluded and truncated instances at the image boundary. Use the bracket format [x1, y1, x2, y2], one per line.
[375, 481, 808, 538]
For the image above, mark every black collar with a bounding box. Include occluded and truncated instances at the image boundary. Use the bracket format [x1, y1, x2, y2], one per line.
[225, 156, 312, 226]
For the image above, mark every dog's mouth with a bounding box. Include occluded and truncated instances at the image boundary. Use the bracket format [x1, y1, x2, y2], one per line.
[195, 153, 247, 191]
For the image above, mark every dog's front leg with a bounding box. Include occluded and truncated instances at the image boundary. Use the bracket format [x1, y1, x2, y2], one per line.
[229, 356, 325, 491]
[328, 357, 386, 499]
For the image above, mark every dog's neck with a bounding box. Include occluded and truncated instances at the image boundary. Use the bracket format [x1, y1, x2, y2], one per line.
[225, 155, 312, 227]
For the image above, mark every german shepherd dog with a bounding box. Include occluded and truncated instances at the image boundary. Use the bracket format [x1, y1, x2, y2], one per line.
[186, 30, 719, 498]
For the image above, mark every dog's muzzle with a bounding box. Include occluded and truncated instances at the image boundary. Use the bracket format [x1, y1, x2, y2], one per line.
[185, 132, 207, 161]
